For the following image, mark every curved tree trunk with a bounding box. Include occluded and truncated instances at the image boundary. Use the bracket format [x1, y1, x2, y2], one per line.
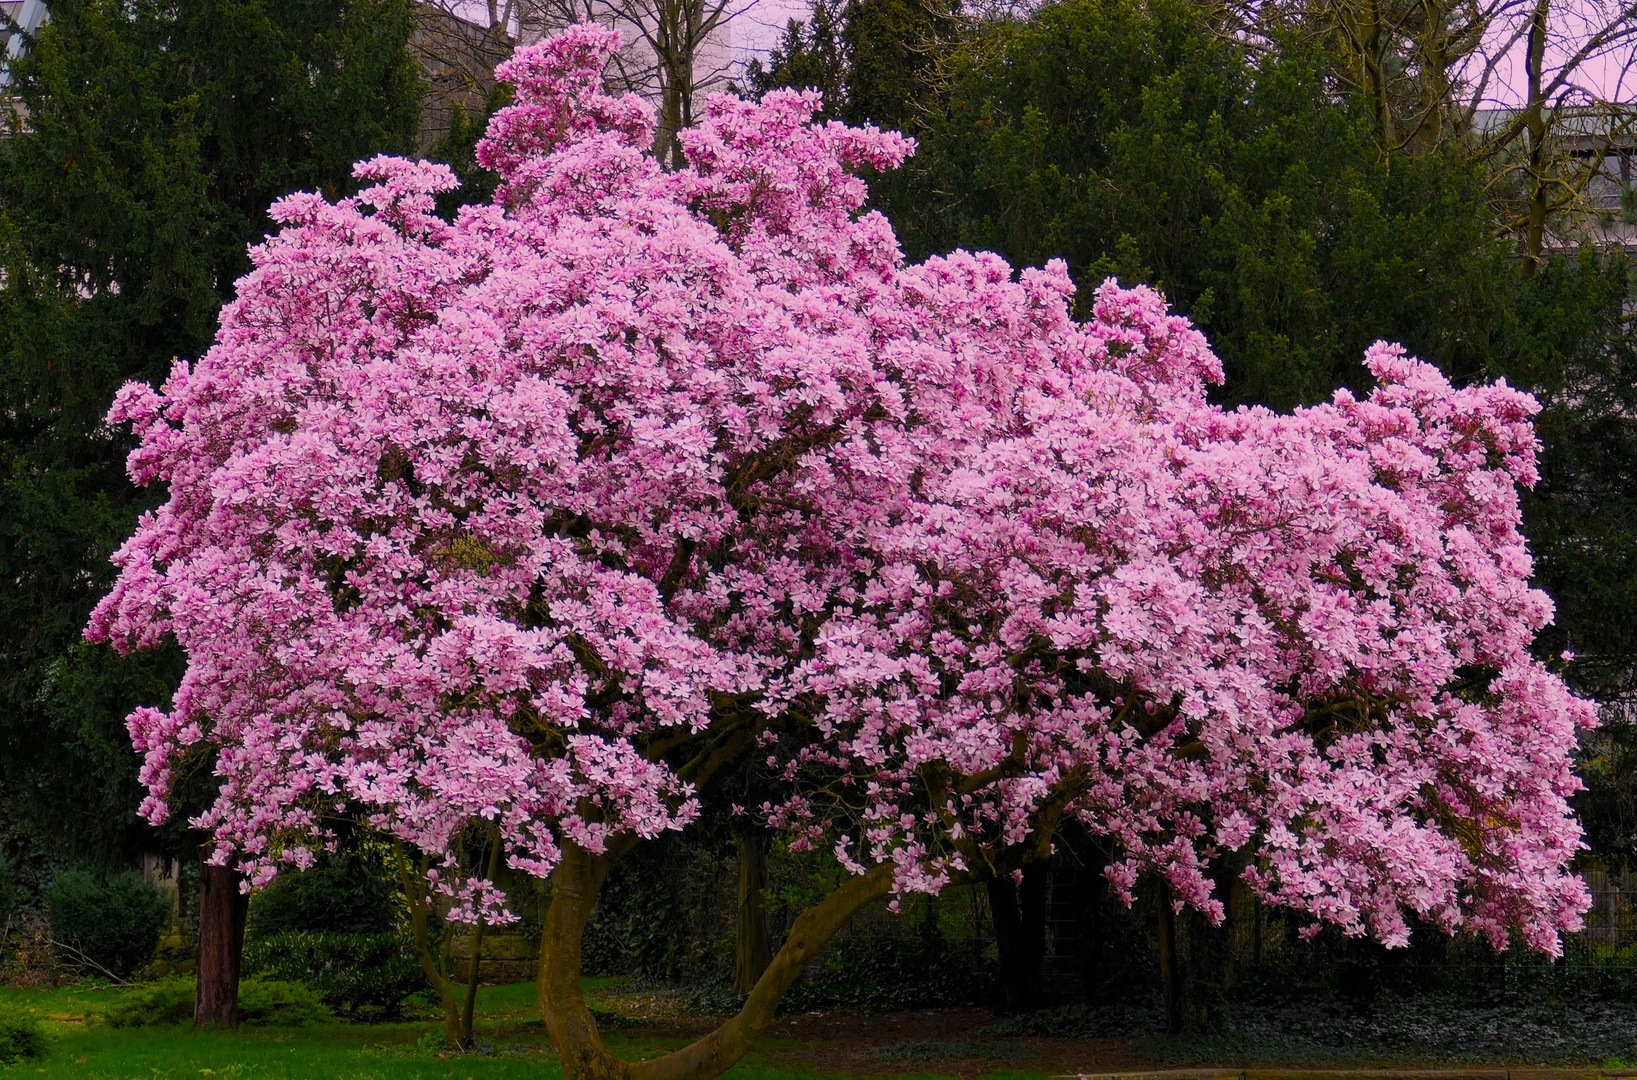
[397, 843, 465, 1049]
[538, 844, 894, 1080]
[458, 829, 504, 1048]
[194, 862, 248, 1028]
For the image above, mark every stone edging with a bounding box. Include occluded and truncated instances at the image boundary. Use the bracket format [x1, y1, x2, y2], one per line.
[1053, 1070, 1637, 1080]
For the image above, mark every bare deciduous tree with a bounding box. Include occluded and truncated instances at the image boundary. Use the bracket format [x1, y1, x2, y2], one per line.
[410, 0, 521, 150]
[412, 0, 759, 165]
[535, 0, 759, 164]
[1216, 0, 1637, 263]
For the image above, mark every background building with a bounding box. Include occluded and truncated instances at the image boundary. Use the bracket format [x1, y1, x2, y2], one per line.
[0, 0, 47, 87]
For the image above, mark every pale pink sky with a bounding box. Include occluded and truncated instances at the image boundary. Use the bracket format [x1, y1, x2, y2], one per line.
[451, 0, 1636, 107]
[1472, 0, 1637, 108]
[725, 0, 1637, 108]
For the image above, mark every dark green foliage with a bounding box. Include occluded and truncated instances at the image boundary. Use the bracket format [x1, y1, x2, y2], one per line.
[582, 842, 696, 982]
[98, 978, 196, 1027]
[0, 1006, 47, 1064]
[246, 853, 398, 938]
[101, 976, 333, 1027]
[978, 1000, 1162, 1037]
[978, 992, 1637, 1065]
[870, 1038, 1032, 1063]
[1480, 253, 1637, 853]
[243, 932, 424, 1019]
[741, 0, 847, 118]
[1146, 995, 1637, 1066]
[240, 849, 418, 1018]
[781, 927, 980, 1010]
[45, 868, 169, 979]
[893, 0, 1514, 409]
[0, 852, 17, 931]
[2, 0, 424, 322]
[840, 0, 955, 131]
[428, 87, 511, 218]
[1578, 720, 1637, 870]
[234, 978, 338, 1027]
[1488, 252, 1637, 707]
[690, 913, 981, 1013]
[0, 0, 425, 883]
[740, 0, 953, 132]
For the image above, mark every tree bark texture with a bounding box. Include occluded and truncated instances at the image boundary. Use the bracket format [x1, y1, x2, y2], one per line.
[1156, 884, 1182, 1035]
[538, 843, 894, 1080]
[398, 842, 486, 1050]
[1521, 0, 1552, 273]
[194, 862, 248, 1028]
[733, 834, 771, 995]
[458, 829, 505, 1047]
[987, 864, 1048, 1013]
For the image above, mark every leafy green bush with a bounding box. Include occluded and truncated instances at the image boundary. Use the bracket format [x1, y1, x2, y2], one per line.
[46, 868, 170, 979]
[0, 854, 17, 931]
[101, 977, 195, 1027]
[240, 978, 335, 1026]
[244, 931, 424, 1019]
[247, 853, 397, 938]
[101, 976, 332, 1028]
[689, 930, 981, 1015]
[1142, 993, 1637, 1066]
[0, 1005, 46, 1064]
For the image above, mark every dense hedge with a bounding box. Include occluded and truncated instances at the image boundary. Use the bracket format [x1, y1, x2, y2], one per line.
[244, 931, 424, 1019]
[46, 868, 169, 979]
[100, 977, 332, 1027]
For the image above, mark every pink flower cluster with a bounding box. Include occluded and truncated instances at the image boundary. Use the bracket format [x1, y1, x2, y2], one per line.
[90, 25, 1593, 947]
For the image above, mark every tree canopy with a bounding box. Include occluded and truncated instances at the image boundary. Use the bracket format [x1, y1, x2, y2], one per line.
[0, 0, 424, 873]
[92, 26, 1593, 1080]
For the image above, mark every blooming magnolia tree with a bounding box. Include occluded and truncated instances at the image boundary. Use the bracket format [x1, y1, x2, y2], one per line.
[90, 24, 1594, 1080]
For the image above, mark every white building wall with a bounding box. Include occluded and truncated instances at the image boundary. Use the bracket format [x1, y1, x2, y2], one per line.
[0, 0, 48, 88]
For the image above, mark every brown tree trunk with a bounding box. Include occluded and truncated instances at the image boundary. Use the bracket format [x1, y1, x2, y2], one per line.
[987, 865, 1048, 1013]
[653, 76, 686, 170]
[1520, 0, 1552, 274]
[194, 862, 248, 1028]
[733, 834, 771, 995]
[538, 845, 626, 1080]
[538, 843, 894, 1080]
[1156, 884, 1182, 1035]
[397, 844, 464, 1049]
[458, 828, 504, 1049]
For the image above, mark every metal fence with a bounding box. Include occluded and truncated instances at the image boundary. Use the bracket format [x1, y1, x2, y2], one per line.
[1580, 869, 1637, 947]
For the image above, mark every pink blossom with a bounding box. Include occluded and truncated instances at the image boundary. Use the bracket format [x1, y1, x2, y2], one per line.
[89, 23, 1594, 953]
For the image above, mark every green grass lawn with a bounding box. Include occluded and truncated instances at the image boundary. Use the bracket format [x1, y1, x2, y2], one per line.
[16, 976, 1637, 1076]
[0, 981, 1015, 1080]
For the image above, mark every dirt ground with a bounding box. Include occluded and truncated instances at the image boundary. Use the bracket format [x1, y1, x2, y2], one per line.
[617, 1005, 1139, 1078]
[769, 1009, 1137, 1077]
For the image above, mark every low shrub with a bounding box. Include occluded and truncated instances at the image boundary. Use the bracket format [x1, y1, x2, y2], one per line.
[978, 1000, 1164, 1038]
[46, 868, 170, 979]
[247, 854, 397, 938]
[101, 977, 194, 1027]
[0, 1006, 46, 1064]
[101, 976, 332, 1028]
[244, 931, 424, 1019]
[0, 854, 17, 932]
[688, 930, 980, 1015]
[240, 978, 335, 1026]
